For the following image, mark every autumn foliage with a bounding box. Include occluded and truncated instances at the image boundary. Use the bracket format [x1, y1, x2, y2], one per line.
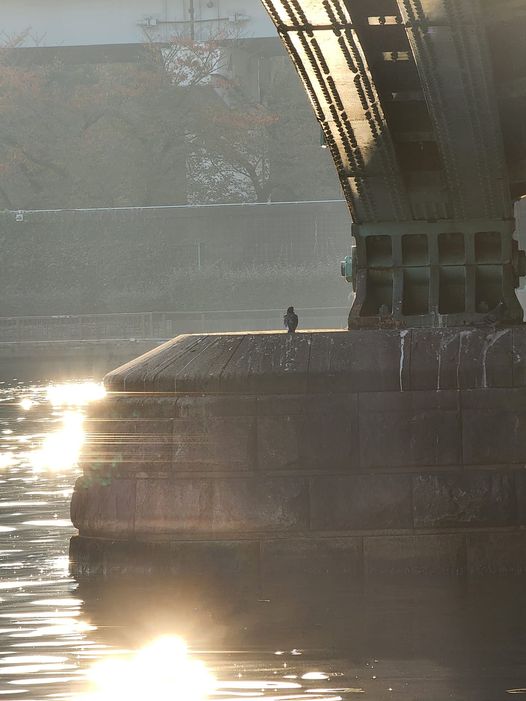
[0, 31, 337, 209]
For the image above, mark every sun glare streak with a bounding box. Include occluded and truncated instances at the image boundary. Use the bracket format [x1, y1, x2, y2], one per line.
[20, 381, 106, 472]
[30, 411, 85, 473]
[82, 636, 215, 701]
[46, 382, 106, 407]
[0, 452, 15, 469]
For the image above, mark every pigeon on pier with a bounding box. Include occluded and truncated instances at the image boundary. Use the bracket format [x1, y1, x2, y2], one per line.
[284, 306, 299, 333]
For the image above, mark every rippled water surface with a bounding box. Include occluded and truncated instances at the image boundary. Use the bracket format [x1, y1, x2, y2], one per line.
[2, 378, 526, 700]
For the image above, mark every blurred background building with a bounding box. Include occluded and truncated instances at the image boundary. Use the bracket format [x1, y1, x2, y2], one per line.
[1, 0, 276, 47]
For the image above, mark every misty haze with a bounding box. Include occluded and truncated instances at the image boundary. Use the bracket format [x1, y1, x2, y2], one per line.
[1, 2, 526, 701]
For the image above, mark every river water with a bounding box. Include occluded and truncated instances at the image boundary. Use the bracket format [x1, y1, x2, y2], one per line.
[1, 377, 526, 700]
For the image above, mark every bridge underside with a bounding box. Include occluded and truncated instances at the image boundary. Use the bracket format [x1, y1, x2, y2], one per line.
[261, 0, 526, 327]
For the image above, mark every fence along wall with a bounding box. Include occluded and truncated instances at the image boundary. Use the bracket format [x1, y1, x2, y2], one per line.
[0, 307, 349, 343]
[0, 201, 351, 318]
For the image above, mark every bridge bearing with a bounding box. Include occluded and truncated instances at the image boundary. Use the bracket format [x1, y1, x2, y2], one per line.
[348, 218, 525, 328]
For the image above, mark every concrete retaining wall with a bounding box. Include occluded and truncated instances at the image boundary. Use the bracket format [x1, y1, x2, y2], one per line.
[0, 201, 350, 316]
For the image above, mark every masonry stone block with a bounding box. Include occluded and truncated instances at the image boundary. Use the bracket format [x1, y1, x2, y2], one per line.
[176, 394, 257, 418]
[256, 394, 358, 470]
[105, 396, 178, 420]
[122, 540, 260, 583]
[256, 394, 307, 416]
[364, 535, 466, 577]
[467, 533, 526, 575]
[172, 416, 256, 470]
[413, 473, 516, 528]
[71, 478, 136, 536]
[210, 477, 309, 532]
[458, 328, 513, 389]
[462, 388, 526, 464]
[70, 536, 260, 582]
[410, 328, 462, 390]
[257, 415, 301, 469]
[359, 391, 461, 469]
[512, 471, 526, 526]
[310, 475, 412, 530]
[410, 328, 513, 390]
[133, 418, 174, 469]
[135, 478, 214, 533]
[134, 476, 309, 534]
[308, 330, 410, 393]
[303, 394, 358, 469]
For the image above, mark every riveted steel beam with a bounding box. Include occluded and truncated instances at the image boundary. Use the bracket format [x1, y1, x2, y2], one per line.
[261, 0, 526, 328]
[262, 0, 412, 224]
[396, 0, 511, 220]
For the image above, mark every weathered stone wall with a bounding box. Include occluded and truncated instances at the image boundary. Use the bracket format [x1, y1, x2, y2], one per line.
[71, 327, 526, 579]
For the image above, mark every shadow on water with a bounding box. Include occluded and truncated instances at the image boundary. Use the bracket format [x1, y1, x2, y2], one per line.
[74, 571, 526, 700]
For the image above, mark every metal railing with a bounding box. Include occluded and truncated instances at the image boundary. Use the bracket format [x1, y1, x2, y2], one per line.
[0, 307, 349, 343]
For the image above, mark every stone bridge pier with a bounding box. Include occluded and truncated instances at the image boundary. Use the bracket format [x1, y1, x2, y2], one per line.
[71, 327, 526, 580]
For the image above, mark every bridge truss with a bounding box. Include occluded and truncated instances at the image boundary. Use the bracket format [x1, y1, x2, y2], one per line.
[261, 0, 526, 326]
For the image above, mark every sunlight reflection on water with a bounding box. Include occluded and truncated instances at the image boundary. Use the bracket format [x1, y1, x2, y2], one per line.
[27, 382, 106, 474]
[30, 411, 85, 474]
[0, 378, 351, 701]
[81, 636, 216, 701]
[76, 634, 350, 701]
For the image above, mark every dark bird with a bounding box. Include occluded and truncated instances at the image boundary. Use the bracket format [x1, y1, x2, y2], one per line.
[475, 301, 507, 326]
[485, 301, 507, 326]
[283, 306, 299, 333]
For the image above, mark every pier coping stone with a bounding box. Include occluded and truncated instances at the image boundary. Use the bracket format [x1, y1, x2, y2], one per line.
[103, 328, 526, 394]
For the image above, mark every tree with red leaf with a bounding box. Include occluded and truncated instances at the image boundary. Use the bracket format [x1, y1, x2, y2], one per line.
[0, 29, 338, 209]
